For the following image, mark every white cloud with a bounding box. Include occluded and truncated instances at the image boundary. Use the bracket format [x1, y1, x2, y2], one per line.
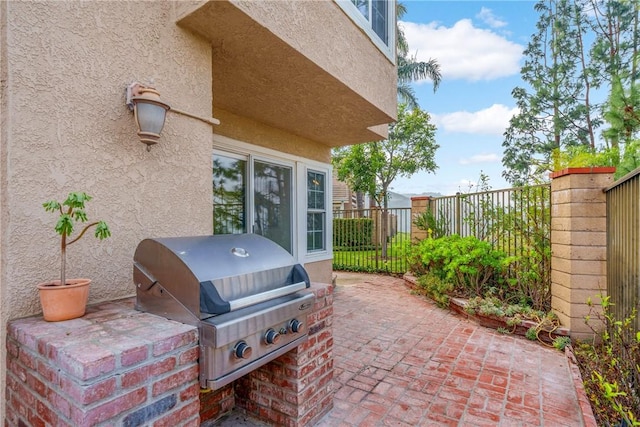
[476, 7, 507, 28]
[433, 104, 519, 135]
[400, 19, 523, 81]
[459, 153, 501, 165]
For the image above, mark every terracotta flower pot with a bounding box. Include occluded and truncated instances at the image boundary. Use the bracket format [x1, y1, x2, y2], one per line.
[37, 278, 91, 322]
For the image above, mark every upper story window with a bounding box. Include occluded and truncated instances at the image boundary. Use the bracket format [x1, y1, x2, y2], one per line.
[337, 0, 395, 61]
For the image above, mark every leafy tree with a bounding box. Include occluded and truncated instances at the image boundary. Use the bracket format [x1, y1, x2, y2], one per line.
[333, 104, 438, 256]
[503, 0, 640, 184]
[502, 0, 601, 185]
[588, 0, 640, 169]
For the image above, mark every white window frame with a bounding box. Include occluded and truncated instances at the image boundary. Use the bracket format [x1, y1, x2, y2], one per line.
[299, 165, 332, 262]
[252, 155, 296, 254]
[213, 134, 332, 265]
[335, 0, 396, 62]
[212, 151, 249, 234]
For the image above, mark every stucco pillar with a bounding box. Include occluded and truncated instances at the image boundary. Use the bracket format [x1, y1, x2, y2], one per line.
[550, 167, 615, 341]
[410, 196, 431, 242]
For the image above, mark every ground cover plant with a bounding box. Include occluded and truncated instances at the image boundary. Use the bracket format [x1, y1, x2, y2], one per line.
[407, 234, 560, 344]
[574, 297, 640, 426]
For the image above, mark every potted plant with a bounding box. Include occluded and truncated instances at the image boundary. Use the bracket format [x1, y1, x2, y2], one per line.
[38, 192, 111, 321]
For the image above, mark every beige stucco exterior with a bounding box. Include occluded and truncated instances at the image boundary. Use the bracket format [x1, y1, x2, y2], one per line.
[0, 0, 397, 419]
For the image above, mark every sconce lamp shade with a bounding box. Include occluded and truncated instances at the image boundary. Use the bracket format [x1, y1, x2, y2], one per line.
[129, 85, 170, 147]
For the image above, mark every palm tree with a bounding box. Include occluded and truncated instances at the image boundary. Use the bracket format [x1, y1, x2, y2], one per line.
[396, 2, 441, 109]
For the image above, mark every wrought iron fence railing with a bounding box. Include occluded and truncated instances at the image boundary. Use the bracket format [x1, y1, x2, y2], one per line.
[425, 185, 551, 256]
[332, 207, 411, 274]
[423, 185, 552, 309]
[332, 185, 551, 288]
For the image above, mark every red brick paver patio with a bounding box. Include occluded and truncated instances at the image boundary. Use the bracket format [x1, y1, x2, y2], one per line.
[316, 273, 589, 427]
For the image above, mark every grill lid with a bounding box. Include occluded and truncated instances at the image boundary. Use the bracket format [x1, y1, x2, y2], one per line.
[134, 234, 310, 319]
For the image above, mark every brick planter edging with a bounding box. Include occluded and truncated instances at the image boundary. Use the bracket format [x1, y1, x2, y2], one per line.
[403, 273, 570, 343]
[565, 345, 598, 427]
[447, 298, 571, 344]
[549, 166, 616, 179]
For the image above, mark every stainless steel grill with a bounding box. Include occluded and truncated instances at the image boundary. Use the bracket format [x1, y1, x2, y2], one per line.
[133, 234, 314, 390]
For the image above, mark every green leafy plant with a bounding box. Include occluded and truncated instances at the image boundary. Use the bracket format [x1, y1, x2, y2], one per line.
[415, 272, 452, 308]
[575, 295, 640, 425]
[43, 192, 111, 287]
[525, 327, 538, 341]
[413, 176, 552, 312]
[413, 209, 449, 239]
[551, 145, 617, 171]
[409, 235, 514, 298]
[553, 336, 572, 352]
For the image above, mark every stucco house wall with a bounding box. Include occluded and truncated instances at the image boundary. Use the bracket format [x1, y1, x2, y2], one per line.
[0, 2, 214, 417]
[0, 0, 397, 420]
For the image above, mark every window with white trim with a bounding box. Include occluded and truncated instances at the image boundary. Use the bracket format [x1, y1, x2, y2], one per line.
[254, 160, 293, 253]
[213, 140, 332, 262]
[307, 170, 326, 252]
[213, 154, 246, 235]
[336, 0, 395, 61]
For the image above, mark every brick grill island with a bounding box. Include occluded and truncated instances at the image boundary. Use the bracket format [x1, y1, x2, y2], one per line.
[5, 284, 333, 426]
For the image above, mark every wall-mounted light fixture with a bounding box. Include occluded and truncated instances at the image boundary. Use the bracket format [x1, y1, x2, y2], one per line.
[126, 82, 220, 151]
[126, 83, 170, 149]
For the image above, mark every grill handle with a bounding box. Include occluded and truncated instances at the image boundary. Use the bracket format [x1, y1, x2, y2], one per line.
[229, 281, 308, 312]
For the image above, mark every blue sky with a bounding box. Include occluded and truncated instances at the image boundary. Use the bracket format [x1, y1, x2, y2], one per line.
[392, 1, 538, 195]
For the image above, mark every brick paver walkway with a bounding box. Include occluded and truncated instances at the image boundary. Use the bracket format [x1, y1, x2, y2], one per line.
[316, 273, 586, 427]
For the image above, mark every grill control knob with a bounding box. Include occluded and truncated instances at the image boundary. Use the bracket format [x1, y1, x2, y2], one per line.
[264, 328, 280, 345]
[233, 341, 252, 359]
[288, 319, 304, 334]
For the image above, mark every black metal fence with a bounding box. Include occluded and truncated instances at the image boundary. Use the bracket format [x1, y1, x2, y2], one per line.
[605, 168, 640, 333]
[332, 207, 412, 274]
[425, 185, 552, 256]
[332, 186, 552, 286]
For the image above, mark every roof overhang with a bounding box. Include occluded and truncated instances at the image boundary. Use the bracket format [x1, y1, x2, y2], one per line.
[176, 0, 396, 147]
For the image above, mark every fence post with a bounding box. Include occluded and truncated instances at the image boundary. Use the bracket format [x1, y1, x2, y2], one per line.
[410, 196, 430, 242]
[455, 192, 461, 235]
[550, 167, 615, 341]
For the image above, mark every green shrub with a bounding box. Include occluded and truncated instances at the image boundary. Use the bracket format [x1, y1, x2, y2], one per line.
[416, 272, 452, 308]
[409, 235, 514, 298]
[333, 218, 373, 249]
